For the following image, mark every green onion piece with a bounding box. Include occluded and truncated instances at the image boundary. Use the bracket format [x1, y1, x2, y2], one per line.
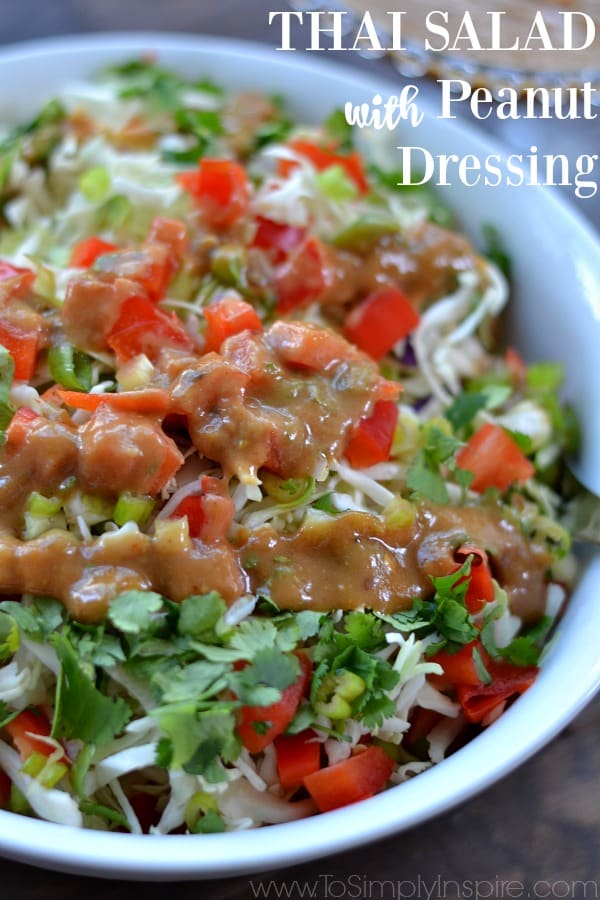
[26, 492, 62, 517]
[315, 670, 366, 720]
[48, 343, 93, 393]
[210, 245, 247, 291]
[79, 800, 130, 830]
[21, 752, 47, 777]
[22, 510, 67, 541]
[0, 346, 15, 444]
[0, 611, 19, 661]
[526, 362, 564, 393]
[193, 809, 226, 834]
[261, 473, 315, 508]
[184, 790, 219, 832]
[383, 496, 416, 528]
[312, 493, 340, 515]
[96, 194, 133, 230]
[315, 165, 357, 202]
[70, 744, 95, 799]
[10, 784, 29, 815]
[332, 215, 399, 253]
[38, 760, 69, 789]
[79, 166, 110, 202]
[114, 492, 155, 527]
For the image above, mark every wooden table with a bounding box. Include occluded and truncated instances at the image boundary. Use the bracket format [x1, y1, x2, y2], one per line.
[2, 1, 599, 894]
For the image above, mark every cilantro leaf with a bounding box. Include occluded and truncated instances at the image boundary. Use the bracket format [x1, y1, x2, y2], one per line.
[151, 660, 229, 704]
[0, 601, 42, 639]
[343, 611, 386, 652]
[50, 634, 131, 744]
[177, 592, 226, 640]
[444, 393, 487, 432]
[183, 708, 241, 782]
[229, 618, 278, 657]
[406, 426, 462, 504]
[481, 224, 511, 278]
[228, 648, 300, 706]
[108, 591, 164, 634]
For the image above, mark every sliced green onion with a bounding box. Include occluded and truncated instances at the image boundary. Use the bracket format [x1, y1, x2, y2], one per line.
[383, 496, 416, 529]
[113, 492, 155, 527]
[316, 164, 357, 202]
[9, 784, 29, 815]
[332, 215, 398, 253]
[22, 511, 67, 541]
[314, 670, 366, 720]
[0, 611, 19, 661]
[79, 800, 130, 830]
[79, 166, 110, 202]
[184, 790, 219, 832]
[21, 751, 49, 778]
[116, 354, 155, 391]
[26, 492, 62, 517]
[210, 245, 247, 291]
[526, 362, 564, 393]
[261, 473, 315, 508]
[96, 194, 132, 231]
[48, 343, 93, 392]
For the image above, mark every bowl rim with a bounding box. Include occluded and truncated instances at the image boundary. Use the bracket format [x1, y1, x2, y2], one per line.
[0, 30, 598, 881]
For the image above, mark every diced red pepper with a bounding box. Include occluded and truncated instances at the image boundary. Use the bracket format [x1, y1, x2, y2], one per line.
[429, 640, 485, 688]
[237, 653, 312, 755]
[69, 237, 119, 268]
[454, 545, 495, 615]
[177, 159, 250, 229]
[456, 423, 535, 493]
[0, 769, 10, 810]
[303, 745, 394, 813]
[251, 217, 306, 263]
[0, 261, 35, 298]
[404, 707, 443, 754]
[279, 140, 369, 195]
[343, 287, 420, 361]
[5, 708, 65, 763]
[203, 296, 262, 354]
[274, 237, 329, 314]
[504, 347, 527, 388]
[345, 400, 398, 468]
[107, 295, 194, 363]
[456, 660, 538, 723]
[6, 407, 39, 447]
[275, 729, 321, 791]
[0, 319, 40, 380]
[56, 388, 170, 416]
[169, 494, 205, 538]
[147, 216, 188, 264]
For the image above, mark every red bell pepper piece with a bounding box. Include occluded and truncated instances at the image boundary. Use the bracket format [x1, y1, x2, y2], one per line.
[303, 745, 394, 812]
[345, 400, 398, 468]
[343, 287, 420, 361]
[504, 347, 527, 388]
[275, 729, 321, 791]
[107, 295, 194, 363]
[456, 660, 538, 723]
[237, 653, 312, 755]
[0, 261, 35, 297]
[5, 708, 65, 763]
[56, 388, 170, 416]
[456, 423, 535, 493]
[404, 707, 442, 754]
[0, 769, 10, 810]
[429, 640, 485, 688]
[0, 320, 40, 380]
[203, 296, 262, 354]
[454, 545, 495, 614]
[274, 237, 329, 313]
[177, 159, 250, 229]
[69, 237, 119, 268]
[251, 217, 306, 263]
[279, 140, 369, 195]
[6, 407, 39, 447]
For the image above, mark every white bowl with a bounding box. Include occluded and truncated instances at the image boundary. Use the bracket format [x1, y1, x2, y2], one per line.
[0, 33, 599, 881]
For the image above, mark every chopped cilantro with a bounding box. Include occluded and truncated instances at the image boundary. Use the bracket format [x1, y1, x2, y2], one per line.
[324, 108, 354, 151]
[50, 634, 131, 745]
[108, 591, 164, 635]
[481, 224, 511, 278]
[228, 648, 300, 706]
[406, 425, 462, 504]
[177, 592, 227, 640]
[445, 393, 488, 433]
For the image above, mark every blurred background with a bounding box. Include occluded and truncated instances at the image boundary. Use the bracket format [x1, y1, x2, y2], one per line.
[2, 0, 599, 896]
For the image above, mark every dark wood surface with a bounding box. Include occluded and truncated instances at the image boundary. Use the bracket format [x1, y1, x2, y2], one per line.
[2, 1, 599, 895]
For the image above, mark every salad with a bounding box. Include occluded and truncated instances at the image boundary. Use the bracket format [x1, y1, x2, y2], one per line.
[0, 59, 580, 834]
